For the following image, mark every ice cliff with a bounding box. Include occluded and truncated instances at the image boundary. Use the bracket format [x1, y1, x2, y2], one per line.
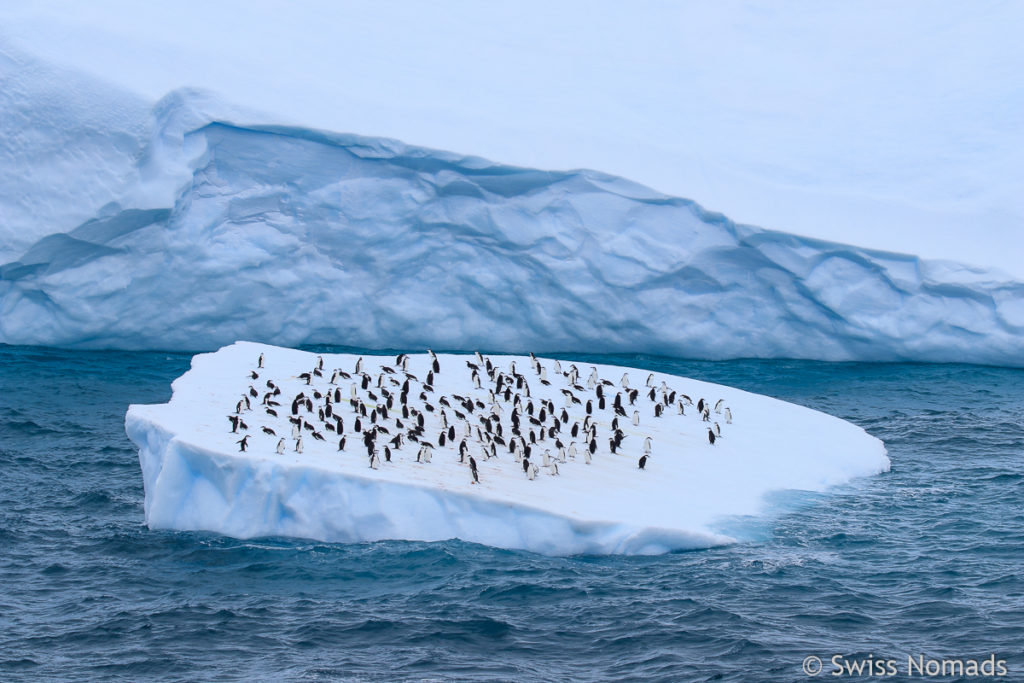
[1, 60, 1022, 364]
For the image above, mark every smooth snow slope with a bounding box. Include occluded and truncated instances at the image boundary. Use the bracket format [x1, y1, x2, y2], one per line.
[1, 1, 1021, 276]
[125, 342, 890, 555]
[2, 90, 1023, 364]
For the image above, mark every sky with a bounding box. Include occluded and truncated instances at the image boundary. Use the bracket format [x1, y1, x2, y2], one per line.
[1, 0, 1021, 275]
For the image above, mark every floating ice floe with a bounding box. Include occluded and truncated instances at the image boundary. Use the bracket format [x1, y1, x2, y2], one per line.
[125, 342, 890, 555]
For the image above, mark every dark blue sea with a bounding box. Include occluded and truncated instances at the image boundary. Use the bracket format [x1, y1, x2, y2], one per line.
[1, 345, 1021, 682]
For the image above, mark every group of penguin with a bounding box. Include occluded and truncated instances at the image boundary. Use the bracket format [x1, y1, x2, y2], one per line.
[228, 350, 734, 485]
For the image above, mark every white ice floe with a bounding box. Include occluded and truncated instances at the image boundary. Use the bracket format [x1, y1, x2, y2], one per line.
[125, 342, 890, 555]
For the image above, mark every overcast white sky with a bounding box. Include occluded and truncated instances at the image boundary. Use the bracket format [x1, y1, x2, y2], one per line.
[2, 0, 1021, 275]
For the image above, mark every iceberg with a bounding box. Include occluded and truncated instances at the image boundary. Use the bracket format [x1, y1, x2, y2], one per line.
[1, 88, 1022, 364]
[125, 342, 890, 555]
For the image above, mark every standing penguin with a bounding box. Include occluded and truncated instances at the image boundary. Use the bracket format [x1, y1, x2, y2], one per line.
[707, 429, 716, 445]
[632, 410, 640, 427]
[724, 407, 732, 424]
[295, 435, 304, 453]
[276, 438, 285, 454]
[638, 455, 648, 470]
[469, 456, 480, 484]
[236, 435, 250, 452]
[257, 353, 264, 369]
[338, 436, 347, 451]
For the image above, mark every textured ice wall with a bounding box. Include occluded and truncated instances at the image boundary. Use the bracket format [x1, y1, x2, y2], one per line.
[1, 83, 1022, 364]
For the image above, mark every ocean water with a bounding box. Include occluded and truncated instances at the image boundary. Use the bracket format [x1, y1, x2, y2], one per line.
[1, 344, 1021, 682]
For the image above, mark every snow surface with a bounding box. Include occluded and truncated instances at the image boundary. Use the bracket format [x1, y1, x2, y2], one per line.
[125, 342, 889, 555]
[1, 86, 1021, 365]
[1, 1, 1021, 276]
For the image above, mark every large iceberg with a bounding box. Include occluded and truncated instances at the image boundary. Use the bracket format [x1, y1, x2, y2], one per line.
[0, 85, 1022, 364]
[1, 44, 1022, 364]
[125, 342, 890, 555]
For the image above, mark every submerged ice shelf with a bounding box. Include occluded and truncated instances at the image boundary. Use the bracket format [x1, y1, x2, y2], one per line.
[125, 342, 890, 555]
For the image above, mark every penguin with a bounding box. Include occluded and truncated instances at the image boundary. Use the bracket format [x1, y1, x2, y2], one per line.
[257, 353, 264, 368]
[620, 373, 630, 389]
[643, 436, 652, 455]
[638, 455, 648, 470]
[702, 406, 711, 422]
[714, 399, 724, 414]
[697, 398, 705, 414]
[469, 456, 480, 484]
[714, 422, 722, 438]
[236, 435, 249, 452]
[724, 407, 732, 424]
[295, 436, 304, 453]
[707, 429, 716, 445]
[549, 461, 559, 476]
[632, 410, 640, 426]
[355, 357, 363, 374]
[522, 457, 531, 475]
[262, 426, 276, 436]
[654, 403, 663, 417]
[276, 438, 285, 454]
